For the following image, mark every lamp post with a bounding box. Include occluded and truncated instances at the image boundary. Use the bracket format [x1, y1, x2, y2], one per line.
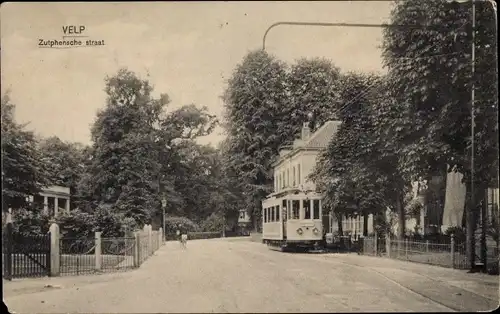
[161, 198, 167, 242]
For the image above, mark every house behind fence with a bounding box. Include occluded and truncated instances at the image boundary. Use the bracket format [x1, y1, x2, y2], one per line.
[3, 223, 164, 280]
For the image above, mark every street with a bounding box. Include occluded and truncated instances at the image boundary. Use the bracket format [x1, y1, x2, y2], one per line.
[4, 238, 499, 313]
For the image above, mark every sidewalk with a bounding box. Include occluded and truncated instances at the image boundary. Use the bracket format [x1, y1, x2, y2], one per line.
[2, 271, 133, 298]
[323, 253, 499, 311]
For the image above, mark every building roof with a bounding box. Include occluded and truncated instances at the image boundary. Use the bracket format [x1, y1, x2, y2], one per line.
[273, 120, 342, 167]
[304, 120, 341, 149]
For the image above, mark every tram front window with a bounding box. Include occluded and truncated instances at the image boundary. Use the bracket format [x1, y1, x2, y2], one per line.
[303, 199, 311, 219]
[292, 200, 300, 219]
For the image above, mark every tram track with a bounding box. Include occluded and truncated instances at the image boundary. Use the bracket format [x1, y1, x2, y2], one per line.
[229, 242, 497, 312]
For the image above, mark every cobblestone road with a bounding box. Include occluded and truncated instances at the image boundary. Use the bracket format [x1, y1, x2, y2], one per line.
[4, 238, 499, 313]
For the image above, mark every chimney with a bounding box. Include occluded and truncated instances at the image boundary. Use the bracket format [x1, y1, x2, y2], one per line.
[301, 122, 311, 140]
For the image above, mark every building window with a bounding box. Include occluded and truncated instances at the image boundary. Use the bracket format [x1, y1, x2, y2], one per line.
[293, 167, 296, 187]
[313, 200, 320, 219]
[292, 200, 300, 219]
[276, 205, 280, 221]
[303, 199, 311, 219]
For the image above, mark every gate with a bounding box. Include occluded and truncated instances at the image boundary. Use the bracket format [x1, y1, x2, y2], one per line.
[2, 223, 51, 280]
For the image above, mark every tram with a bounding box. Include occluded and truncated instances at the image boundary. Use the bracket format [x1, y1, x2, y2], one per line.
[262, 188, 329, 251]
[261, 120, 341, 252]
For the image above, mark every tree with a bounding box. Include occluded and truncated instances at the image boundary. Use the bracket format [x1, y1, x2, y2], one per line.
[1, 94, 51, 212]
[382, 0, 498, 267]
[78, 69, 219, 228]
[38, 136, 88, 208]
[81, 69, 166, 225]
[154, 104, 218, 224]
[286, 58, 342, 134]
[222, 50, 292, 229]
[310, 73, 408, 237]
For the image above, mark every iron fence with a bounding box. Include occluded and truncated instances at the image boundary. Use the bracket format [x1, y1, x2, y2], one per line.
[2, 225, 51, 279]
[100, 237, 135, 272]
[138, 233, 150, 265]
[361, 236, 499, 271]
[59, 237, 96, 276]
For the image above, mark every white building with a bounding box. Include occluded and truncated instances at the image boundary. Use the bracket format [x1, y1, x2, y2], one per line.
[27, 185, 71, 216]
[262, 120, 374, 240]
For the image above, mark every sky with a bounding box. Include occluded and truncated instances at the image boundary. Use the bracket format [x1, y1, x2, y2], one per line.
[1, 1, 393, 147]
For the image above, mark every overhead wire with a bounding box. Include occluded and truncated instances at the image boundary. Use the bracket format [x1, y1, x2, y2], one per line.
[334, 21, 470, 116]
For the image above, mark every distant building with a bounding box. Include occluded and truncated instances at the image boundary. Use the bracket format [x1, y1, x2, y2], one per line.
[27, 185, 71, 216]
[237, 209, 251, 235]
[391, 168, 499, 236]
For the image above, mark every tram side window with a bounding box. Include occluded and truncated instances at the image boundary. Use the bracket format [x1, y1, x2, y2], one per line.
[282, 200, 287, 220]
[292, 200, 300, 219]
[313, 200, 320, 219]
[303, 200, 311, 219]
[288, 200, 292, 219]
[276, 205, 280, 221]
[272, 206, 276, 222]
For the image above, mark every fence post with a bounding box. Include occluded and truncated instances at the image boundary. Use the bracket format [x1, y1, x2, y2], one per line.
[386, 233, 391, 258]
[4, 222, 13, 280]
[374, 232, 378, 256]
[148, 225, 153, 256]
[133, 231, 140, 267]
[95, 231, 102, 271]
[426, 240, 429, 253]
[405, 238, 408, 259]
[49, 223, 60, 277]
[159, 227, 163, 246]
[451, 234, 456, 269]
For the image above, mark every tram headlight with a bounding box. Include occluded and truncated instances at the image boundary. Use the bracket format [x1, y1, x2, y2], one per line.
[297, 228, 303, 235]
[312, 228, 319, 235]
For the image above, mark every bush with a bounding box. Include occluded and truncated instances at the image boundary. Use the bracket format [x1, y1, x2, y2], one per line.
[164, 216, 200, 235]
[444, 226, 466, 242]
[11, 208, 51, 236]
[199, 212, 225, 232]
[93, 205, 137, 237]
[55, 205, 138, 238]
[55, 209, 95, 238]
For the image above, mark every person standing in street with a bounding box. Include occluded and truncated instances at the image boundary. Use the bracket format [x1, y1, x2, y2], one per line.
[180, 224, 188, 249]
